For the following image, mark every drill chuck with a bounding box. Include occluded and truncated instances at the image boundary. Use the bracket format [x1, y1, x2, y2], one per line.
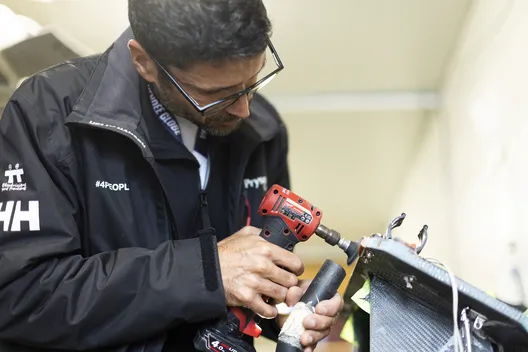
[315, 224, 360, 266]
[315, 224, 341, 246]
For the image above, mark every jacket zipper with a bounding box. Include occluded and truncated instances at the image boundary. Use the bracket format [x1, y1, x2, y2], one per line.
[229, 151, 255, 234]
[199, 189, 210, 230]
[146, 158, 180, 240]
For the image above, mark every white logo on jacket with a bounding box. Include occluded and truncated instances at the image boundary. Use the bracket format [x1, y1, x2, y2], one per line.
[2, 164, 27, 192]
[0, 200, 40, 232]
[244, 176, 268, 191]
[95, 180, 130, 192]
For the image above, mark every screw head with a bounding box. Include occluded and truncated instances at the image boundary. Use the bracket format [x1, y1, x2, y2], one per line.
[403, 275, 416, 289]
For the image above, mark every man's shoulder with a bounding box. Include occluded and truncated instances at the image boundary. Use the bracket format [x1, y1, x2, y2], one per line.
[1, 54, 106, 164]
[246, 93, 288, 143]
[252, 94, 282, 123]
[9, 54, 104, 122]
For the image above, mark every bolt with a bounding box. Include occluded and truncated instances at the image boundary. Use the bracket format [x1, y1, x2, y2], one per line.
[404, 275, 416, 289]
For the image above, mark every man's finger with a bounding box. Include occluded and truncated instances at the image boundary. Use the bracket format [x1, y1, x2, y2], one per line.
[248, 295, 278, 319]
[263, 244, 305, 276]
[242, 226, 263, 236]
[263, 264, 299, 288]
[284, 286, 304, 307]
[303, 314, 335, 331]
[254, 278, 289, 304]
[301, 329, 329, 347]
[315, 292, 343, 316]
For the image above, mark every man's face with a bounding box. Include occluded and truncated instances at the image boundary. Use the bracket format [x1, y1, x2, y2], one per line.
[153, 53, 266, 136]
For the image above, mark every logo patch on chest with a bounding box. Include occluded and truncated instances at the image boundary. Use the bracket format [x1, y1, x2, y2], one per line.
[2, 163, 26, 192]
[243, 176, 268, 191]
[0, 200, 40, 232]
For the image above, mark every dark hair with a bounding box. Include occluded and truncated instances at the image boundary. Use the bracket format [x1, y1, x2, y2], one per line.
[128, 0, 272, 69]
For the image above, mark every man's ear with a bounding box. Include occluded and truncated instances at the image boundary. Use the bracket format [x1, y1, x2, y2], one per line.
[128, 39, 158, 83]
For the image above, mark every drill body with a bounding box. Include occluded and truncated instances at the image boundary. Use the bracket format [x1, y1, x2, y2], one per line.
[258, 185, 321, 249]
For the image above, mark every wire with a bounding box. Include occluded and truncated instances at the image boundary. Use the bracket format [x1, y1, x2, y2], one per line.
[425, 258, 464, 352]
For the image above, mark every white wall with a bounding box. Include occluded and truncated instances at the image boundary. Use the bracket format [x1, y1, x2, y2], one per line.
[389, 112, 455, 268]
[393, 0, 528, 306]
[0, 0, 130, 54]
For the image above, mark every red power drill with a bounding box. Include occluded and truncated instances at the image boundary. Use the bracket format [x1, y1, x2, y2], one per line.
[194, 184, 360, 352]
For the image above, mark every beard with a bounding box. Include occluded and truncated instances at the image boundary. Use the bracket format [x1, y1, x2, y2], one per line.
[154, 81, 245, 137]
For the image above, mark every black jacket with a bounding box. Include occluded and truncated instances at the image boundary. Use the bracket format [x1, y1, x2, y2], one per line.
[0, 28, 290, 351]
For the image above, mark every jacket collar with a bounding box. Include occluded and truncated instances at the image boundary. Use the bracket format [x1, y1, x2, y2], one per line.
[66, 27, 281, 156]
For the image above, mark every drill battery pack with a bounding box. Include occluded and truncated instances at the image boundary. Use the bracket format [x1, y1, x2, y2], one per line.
[340, 232, 528, 352]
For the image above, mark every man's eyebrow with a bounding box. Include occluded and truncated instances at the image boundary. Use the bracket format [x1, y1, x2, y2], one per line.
[190, 59, 268, 95]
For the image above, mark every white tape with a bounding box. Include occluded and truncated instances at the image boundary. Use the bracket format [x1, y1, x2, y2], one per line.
[276, 302, 294, 315]
[277, 302, 315, 349]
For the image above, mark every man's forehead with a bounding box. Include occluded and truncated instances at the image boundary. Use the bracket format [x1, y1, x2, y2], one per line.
[170, 53, 267, 93]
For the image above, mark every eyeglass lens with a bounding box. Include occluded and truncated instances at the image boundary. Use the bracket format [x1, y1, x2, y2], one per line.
[201, 46, 281, 115]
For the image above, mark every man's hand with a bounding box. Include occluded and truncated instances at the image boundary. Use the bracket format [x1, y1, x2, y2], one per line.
[277, 280, 344, 352]
[217, 226, 305, 319]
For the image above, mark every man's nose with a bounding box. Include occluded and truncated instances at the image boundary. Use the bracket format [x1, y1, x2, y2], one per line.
[224, 95, 251, 119]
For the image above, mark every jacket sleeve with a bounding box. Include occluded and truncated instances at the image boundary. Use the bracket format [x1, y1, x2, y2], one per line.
[0, 98, 227, 349]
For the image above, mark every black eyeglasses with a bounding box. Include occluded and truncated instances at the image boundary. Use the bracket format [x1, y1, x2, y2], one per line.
[149, 39, 284, 116]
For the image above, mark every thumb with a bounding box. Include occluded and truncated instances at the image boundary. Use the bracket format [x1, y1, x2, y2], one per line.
[299, 279, 312, 293]
[242, 226, 262, 236]
[285, 286, 304, 307]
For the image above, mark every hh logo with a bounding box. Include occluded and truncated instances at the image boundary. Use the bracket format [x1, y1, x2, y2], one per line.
[244, 176, 268, 190]
[0, 200, 40, 232]
[2, 164, 27, 192]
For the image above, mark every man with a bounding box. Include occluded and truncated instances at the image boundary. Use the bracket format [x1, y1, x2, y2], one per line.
[0, 0, 344, 351]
